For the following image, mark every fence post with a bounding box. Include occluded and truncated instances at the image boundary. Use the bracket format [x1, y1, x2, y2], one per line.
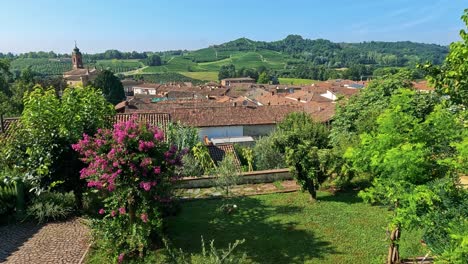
[0, 114, 4, 133]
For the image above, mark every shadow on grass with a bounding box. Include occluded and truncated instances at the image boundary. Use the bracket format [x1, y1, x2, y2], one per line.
[0, 222, 44, 262]
[166, 196, 339, 263]
[318, 190, 363, 204]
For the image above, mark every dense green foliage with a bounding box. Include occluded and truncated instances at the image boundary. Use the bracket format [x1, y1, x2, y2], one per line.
[423, 9, 468, 106]
[218, 64, 237, 80]
[210, 35, 447, 67]
[26, 191, 76, 223]
[252, 136, 286, 171]
[0, 182, 17, 216]
[92, 70, 126, 104]
[273, 112, 330, 200]
[145, 54, 162, 66]
[333, 11, 468, 262]
[0, 86, 114, 195]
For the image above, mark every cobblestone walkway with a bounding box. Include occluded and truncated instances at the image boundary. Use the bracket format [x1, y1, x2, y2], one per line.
[0, 218, 90, 264]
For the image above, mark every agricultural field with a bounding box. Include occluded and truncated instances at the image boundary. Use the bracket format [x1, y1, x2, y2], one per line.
[130, 72, 205, 84]
[178, 71, 218, 81]
[10, 49, 289, 79]
[279, 78, 316, 85]
[93, 59, 143, 73]
[10, 58, 72, 75]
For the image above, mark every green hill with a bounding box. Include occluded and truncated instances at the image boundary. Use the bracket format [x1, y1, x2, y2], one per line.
[6, 35, 449, 81]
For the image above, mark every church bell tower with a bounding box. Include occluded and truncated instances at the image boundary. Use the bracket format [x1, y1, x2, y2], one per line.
[72, 41, 84, 69]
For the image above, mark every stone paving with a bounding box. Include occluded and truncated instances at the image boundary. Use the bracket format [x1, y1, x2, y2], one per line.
[0, 218, 90, 264]
[177, 180, 300, 199]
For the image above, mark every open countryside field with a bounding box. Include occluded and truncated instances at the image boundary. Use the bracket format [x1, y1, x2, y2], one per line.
[94, 59, 143, 72]
[279, 78, 316, 85]
[87, 191, 424, 264]
[178, 71, 218, 81]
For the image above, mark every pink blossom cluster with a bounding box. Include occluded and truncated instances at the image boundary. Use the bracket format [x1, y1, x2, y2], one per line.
[73, 115, 185, 199]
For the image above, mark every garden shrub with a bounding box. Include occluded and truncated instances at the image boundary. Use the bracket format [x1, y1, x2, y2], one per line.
[192, 142, 215, 175]
[0, 86, 114, 199]
[180, 154, 204, 177]
[233, 145, 253, 172]
[273, 112, 330, 200]
[0, 182, 16, 216]
[252, 135, 286, 170]
[26, 191, 76, 223]
[213, 154, 241, 197]
[73, 116, 185, 261]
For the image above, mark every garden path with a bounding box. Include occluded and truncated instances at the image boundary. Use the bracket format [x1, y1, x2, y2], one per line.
[0, 217, 90, 264]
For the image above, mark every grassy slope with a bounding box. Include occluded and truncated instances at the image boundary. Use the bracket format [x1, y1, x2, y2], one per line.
[140, 50, 290, 75]
[87, 191, 424, 263]
[178, 71, 218, 81]
[279, 78, 316, 85]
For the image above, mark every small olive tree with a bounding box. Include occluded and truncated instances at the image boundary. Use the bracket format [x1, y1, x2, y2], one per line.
[213, 154, 241, 198]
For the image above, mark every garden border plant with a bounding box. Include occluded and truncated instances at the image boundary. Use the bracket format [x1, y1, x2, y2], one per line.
[73, 115, 186, 262]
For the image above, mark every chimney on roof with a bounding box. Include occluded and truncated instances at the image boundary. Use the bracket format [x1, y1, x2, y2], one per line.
[203, 136, 212, 146]
[271, 91, 275, 96]
[233, 102, 237, 107]
[268, 101, 271, 106]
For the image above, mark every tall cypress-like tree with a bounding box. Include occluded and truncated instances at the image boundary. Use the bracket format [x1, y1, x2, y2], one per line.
[92, 70, 125, 105]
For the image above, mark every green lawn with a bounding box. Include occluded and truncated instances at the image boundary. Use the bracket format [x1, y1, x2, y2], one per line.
[86, 191, 424, 263]
[279, 78, 316, 85]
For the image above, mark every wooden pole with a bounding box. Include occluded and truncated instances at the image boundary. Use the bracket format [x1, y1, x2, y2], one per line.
[0, 114, 4, 133]
[387, 226, 401, 264]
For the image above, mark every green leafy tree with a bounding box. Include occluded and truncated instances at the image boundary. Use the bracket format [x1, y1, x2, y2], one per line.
[1, 86, 114, 197]
[218, 64, 236, 80]
[257, 72, 270, 84]
[253, 135, 285, 170]
[0, 59, 14, 116]
[346, 89, 466, 263]
[93, 70, 126, 105]
[422, 9, 468, 106]
[273, 112, 329, 200]
[145, 54, 162, 66]
[213, 154, 241, 197]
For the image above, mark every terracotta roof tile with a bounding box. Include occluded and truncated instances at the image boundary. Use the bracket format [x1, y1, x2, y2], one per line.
[207, 144, 241, 166]
[114, 113, 171, 130]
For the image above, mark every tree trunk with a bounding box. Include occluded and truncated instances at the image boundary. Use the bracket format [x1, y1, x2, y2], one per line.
[307, 178, 317, 201]
[387, 226, 401, 264]
[127, 194, 136, 225]
[15, 179, 26, 218]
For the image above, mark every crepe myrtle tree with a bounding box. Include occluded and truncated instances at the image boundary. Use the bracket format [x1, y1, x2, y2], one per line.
[73, 115, 186, 262]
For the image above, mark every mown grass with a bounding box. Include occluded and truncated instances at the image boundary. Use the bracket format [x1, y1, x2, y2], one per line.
[279, 78, 316, 85]
[86, 191, 424, 264]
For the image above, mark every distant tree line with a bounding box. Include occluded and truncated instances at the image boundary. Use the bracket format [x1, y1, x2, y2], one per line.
[218, 64, 279, 84]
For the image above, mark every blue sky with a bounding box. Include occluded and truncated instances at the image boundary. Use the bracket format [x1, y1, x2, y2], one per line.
[0, 0, 466, 53]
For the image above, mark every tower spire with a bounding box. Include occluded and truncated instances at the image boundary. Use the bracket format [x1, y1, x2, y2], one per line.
[72, 42, 83, 69]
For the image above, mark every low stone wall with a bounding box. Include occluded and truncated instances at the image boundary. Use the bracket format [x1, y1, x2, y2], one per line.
[177, 168, 292, 189]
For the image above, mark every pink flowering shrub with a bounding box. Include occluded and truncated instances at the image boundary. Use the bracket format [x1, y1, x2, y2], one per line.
[72, 116, 185, 261]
